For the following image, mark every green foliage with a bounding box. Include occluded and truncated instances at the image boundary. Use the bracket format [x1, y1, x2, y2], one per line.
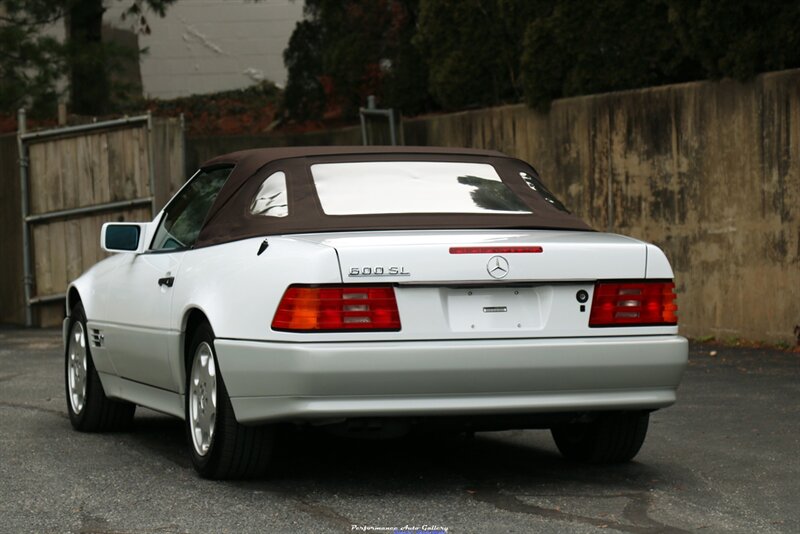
[283, 19, 325, 121]
[286, 0, 800, 118]
[66, 0, 176, 115]
[0, 0, 66, 116]
[380, 7, 432, 117]
[0, 0, 175, 116]
[415, 0, 543, 110]
[496, 0, 800, 109]
[283, 0, 432, 121]
[521, 0, 701, 110]
[667, 0, 800, 80]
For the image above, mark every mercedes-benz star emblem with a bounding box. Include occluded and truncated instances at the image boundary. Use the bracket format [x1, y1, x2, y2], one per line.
[487, 256, 509, 279]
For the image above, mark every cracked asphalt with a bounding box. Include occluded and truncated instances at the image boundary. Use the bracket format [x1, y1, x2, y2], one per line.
[1, 328, 798, 534]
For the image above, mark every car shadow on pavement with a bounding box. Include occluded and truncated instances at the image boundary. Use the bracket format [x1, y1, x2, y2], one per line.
[125, 413, 688, 532]
[128, 411, 669, 490]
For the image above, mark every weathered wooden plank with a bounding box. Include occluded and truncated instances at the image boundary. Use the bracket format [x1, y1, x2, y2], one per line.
[151, 119, 167, 209]
[61, 137, 80, 209]
[107, 128, 131, 202]
[27, 142, 48, 214]
[72, 134, 95, 208]
[79, 215, 100, 271]
[131, 126, 148, 198]
[167, 119, 187, 199]
[37, 303, 64, 327]
[94, 131, 111, 205]
[152, 118, 186, 210]
[50, 137, 63, 211]
[26, 142, 43, 214]
[64, 218, 83, 283]
[47, 220, 68, 297]
[31, 223, 52, 298]
[0, 133, 25, 324]
[135, 126, 151, 200]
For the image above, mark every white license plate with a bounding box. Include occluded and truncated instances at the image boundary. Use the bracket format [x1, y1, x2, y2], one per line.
[446, 287, 544, 332]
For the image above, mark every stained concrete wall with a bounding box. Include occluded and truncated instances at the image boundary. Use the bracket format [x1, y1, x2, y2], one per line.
[188, 70, 800, 344]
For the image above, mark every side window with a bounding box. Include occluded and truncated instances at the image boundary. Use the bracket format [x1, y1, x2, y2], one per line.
[249, 171, 288, 217]
[151, 166, 232, 250]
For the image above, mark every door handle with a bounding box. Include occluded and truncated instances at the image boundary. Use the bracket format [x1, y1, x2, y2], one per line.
[158, 276, 175, 287]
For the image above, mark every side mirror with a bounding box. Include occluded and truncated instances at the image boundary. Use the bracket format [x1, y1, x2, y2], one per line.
[101, 223, 147, 253]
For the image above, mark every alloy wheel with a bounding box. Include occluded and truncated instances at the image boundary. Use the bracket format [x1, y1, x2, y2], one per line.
[189, 342, 217, 456]
[67, 322, 88, 415]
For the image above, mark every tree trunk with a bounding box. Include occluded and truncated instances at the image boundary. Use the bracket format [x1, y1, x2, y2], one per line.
[67, 0, 109, 115]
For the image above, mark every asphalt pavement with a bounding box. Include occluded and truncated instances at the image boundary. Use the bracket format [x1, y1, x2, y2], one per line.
[0, 328, 798, 534]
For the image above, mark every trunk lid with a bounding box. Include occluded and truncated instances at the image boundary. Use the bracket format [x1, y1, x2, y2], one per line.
[294, 229, 647, 284]
[279, 230, 676, 340]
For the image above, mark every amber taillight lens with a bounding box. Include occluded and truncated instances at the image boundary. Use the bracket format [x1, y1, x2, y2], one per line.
[272, 285, 401, 332]
[589, 281, 677, 327]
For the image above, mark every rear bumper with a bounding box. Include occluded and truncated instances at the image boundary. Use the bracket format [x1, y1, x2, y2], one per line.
[214, 335, 688, 424]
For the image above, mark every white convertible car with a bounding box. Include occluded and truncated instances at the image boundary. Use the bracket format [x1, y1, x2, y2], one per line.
[64, 146, 687, 479]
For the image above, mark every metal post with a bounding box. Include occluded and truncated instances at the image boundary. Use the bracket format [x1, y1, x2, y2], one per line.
[57, 100, 67, 126]
[17, 108, 34, 327]
[398, 113, 405, 146]
[359, 112, 368, 146]
[367, 96, 376, 144]
[388, 110, 397, 146]
[359, 96, 397, 146]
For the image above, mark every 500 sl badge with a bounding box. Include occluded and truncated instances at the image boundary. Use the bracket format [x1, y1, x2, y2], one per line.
[348, 266, 410, 277]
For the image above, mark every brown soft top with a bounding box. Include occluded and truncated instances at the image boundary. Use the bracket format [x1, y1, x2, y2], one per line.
[194, 146, 592, 248]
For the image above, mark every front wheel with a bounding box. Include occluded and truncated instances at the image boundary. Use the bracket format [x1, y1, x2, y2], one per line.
[65, 303, 135, 431]
[551, 411, 649, 464]
[185, 322, 274, 479]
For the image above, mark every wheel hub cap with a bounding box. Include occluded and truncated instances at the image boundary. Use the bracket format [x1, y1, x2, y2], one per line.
[67, 322, 88, 415]
[189, 342, 217, 456]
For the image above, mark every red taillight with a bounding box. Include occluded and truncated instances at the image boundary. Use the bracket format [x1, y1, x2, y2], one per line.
[589, 281, 677, 327]
[272, 285, 401, 332]
[449, 246, 543, 254]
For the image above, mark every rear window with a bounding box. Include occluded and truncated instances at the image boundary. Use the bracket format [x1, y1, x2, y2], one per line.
[310, 161, 532, 215]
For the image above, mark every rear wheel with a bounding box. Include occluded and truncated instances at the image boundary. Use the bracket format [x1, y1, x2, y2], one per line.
[551, 411, 649, 464]
[65, 303, 135, 431]
[186, 322, 274, 479]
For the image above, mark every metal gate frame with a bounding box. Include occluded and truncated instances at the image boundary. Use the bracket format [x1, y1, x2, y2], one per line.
[359, 95, 403, 146]
[16, 109, 158, 326]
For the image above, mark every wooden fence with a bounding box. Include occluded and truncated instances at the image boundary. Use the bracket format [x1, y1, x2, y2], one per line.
[1, 114, 185, 327]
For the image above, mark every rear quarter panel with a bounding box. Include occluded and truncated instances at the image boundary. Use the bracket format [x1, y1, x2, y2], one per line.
[170, 236, 342, 340]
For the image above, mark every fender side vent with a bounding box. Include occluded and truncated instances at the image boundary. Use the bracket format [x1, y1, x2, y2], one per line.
[90, 329, 104, 348]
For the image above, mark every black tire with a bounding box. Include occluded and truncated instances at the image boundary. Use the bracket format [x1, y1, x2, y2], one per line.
[65, 302, 135, 432]
[185, 322, 274, 479]
[551, 411, 649, 464]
